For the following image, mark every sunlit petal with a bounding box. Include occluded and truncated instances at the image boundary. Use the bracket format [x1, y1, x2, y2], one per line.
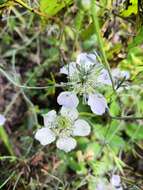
[76, 52, 98, 71]
[35, 127, 56, 145]
[57, 91, 79, 108]
[73, 119, 91, 136]
[56, 137, 77, 152]
[88, 93, 108, 115]
[60, 107, 79, 121]
[43, 110, 57, 128]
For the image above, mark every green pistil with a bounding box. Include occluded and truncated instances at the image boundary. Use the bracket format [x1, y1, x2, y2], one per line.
[56, 116, 72, 129]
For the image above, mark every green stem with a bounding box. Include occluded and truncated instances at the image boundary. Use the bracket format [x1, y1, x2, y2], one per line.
[91, 0, 115, 91]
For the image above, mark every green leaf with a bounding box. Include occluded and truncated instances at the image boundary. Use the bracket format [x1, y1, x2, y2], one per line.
[109, 136, 125, 152]
[121, 0, 137, 17]
[126, 124, 143, 140]
[128, 27, 143, 49]
[40, 0, 73, 16]
[68, 157, 87, 174]
[0, 127, 14, 155]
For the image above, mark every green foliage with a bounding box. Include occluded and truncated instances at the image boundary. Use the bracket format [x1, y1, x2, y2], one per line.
[40, 0, 73, 16]
[121, 0, 138, 17]
[126, 123, 143, 140]
[1, 0, 143, 189]
[0, 127, 14, 155]
[128, 26, 143, 49]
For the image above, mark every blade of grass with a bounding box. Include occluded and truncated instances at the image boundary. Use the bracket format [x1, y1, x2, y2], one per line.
[0, 126, 15, 155]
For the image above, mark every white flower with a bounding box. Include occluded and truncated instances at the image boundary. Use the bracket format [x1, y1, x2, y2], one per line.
[57, 91, 79, 108]
[112, 68, 130, 81]
[0, 114, 6, 126]
[88, 93, 108, 115]
[59, 52, 111, 115]
[111, 175, 121, 187]
[35, 107, 91, 152]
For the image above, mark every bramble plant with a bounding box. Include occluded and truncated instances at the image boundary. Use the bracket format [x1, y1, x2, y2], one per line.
[0, 0, 143, 189]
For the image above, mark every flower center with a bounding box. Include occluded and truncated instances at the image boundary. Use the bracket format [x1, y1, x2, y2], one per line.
[57, 115, 72, 129]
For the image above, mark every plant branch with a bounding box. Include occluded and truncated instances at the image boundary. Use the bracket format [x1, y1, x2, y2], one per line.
[91, 0, 115, 91]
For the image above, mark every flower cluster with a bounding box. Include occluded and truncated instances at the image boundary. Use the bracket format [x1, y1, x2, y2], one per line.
[35, 52, 130, 152]
[35, 107, 91, 152]
[58, 52, 130, 115]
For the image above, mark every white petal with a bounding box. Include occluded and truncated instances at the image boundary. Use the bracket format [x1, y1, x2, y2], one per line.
[60, 107, 79, 121]
[35, 127, 56, 145]
[56, 137, 77, 152]
[97, 69, 112, 85]
[57, 91, 79, 108]
[76, 52, 98, 71]
[43, 110, 57, 128]
[73, 119, 91, 136]
[88, 93, 108, 115]
[0, 114, 6, 126]
[60, 62, 77, 77]
[111, 175, 121, 187]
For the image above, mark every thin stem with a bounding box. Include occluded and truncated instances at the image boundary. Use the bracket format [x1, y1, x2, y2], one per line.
[110, 115, 143, 120]
[0, 67, 71, 89]
[91, 0, 115, 91]
[80, 112, 143, 120]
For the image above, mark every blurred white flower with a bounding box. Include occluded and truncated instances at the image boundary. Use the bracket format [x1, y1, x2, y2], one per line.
[0, 114, 6, 126]
[112, 68, 130, 81]
[111, 174, 123, 189]
[57, 91, 79, 108]
[35, 107, 91, 152]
